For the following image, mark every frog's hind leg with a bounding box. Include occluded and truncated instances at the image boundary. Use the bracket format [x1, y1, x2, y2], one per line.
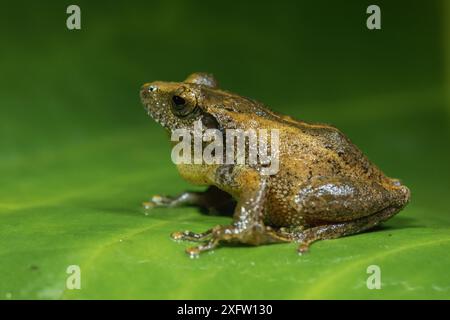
[143, 186, 236, 215]
[292, 205, 402, 254]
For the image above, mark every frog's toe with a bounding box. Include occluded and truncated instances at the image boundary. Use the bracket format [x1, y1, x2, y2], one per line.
[185, 238, 220, 258]
[185, 246, 201, 258]
[142, 201, 156, 210]
[170, 229, 213, 242]
[297, 242, 311, 255]
[142, 195, 175, 210]
[150, 194, 174, 206]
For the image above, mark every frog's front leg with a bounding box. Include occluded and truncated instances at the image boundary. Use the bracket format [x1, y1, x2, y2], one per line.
[143, 186, 235, 215]
[174, 167, 290, 257]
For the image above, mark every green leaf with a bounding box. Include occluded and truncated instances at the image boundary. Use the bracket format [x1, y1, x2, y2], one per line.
[1, 1, 449, 300]
[1, 99, 450, 299]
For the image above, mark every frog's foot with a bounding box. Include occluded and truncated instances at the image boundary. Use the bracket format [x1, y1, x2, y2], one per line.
[182, 224, 291, 257]
[142, 195, 175, 209]
[289, 205, 402, 255]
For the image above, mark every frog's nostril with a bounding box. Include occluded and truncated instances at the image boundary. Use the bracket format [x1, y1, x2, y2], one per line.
[141, 84, 157, 100]
[141, 83, 158, 93]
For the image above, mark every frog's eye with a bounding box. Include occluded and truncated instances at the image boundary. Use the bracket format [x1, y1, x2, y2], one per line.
[171, 94, 193, 117]
[172, 95, 186, 107]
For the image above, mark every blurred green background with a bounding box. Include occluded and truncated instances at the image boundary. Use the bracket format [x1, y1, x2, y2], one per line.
[1, 0, 449, 299]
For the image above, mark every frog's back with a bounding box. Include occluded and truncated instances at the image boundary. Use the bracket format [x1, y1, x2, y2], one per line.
[265, 116, 384, 180]
[222, 108, 389, 183]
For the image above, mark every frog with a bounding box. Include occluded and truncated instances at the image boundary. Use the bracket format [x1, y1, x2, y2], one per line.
[139, 72, 410, 257]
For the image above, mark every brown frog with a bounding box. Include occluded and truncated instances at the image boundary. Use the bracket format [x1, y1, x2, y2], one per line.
[139, 72, 410, 257]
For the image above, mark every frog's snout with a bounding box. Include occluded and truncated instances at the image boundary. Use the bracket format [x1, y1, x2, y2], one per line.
[140, 83, 158, 102]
